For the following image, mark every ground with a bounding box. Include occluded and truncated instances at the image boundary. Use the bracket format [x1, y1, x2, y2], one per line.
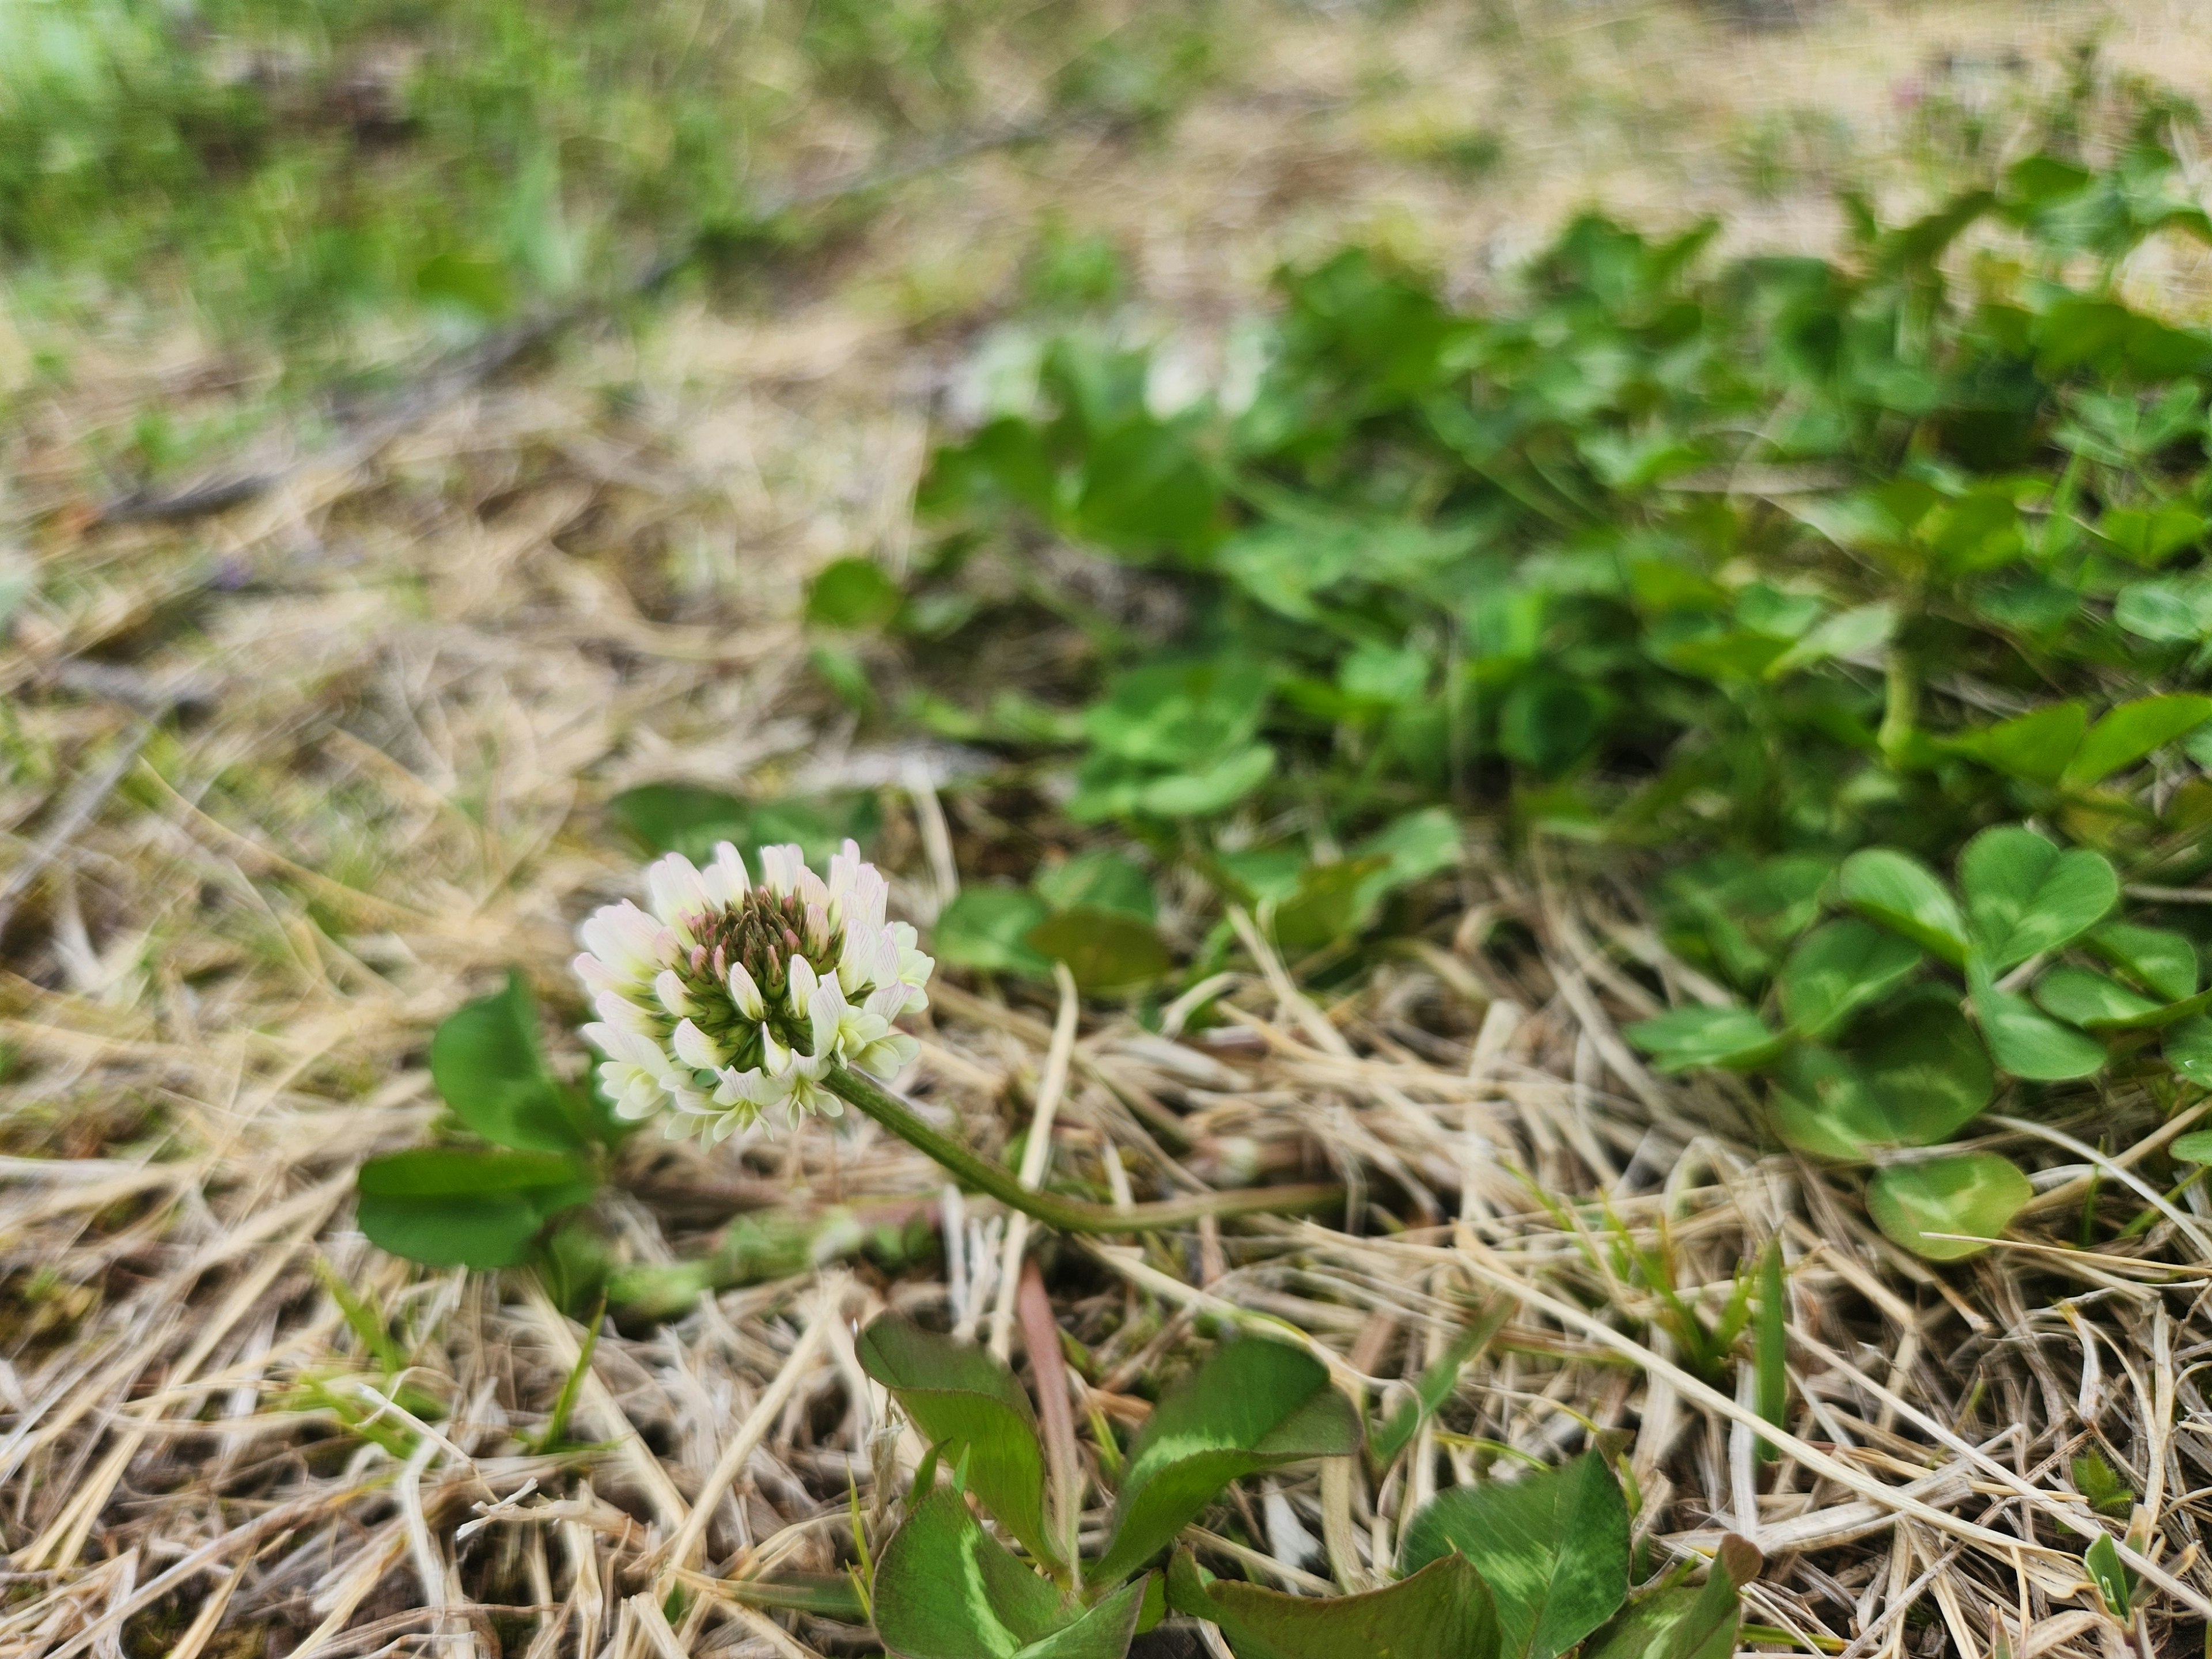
[4, 2, 2211, 1656]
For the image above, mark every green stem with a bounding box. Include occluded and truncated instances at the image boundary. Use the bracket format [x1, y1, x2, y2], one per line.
[826, 1065, 1342, 1234]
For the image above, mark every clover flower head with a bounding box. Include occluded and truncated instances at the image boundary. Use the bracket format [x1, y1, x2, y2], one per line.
[574, 840, 930, 1143]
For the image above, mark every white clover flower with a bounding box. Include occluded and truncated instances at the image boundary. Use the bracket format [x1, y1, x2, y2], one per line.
[574, 840, 931, 1143]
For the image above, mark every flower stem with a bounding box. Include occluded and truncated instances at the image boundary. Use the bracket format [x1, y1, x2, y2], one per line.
[826, 1065, 1342, 1234]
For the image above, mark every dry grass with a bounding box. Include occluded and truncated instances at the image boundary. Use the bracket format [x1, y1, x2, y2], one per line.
[8, 3, 2212, 1656]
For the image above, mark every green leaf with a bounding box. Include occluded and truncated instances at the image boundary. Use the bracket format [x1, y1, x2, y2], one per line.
[1015, 1579, 1148, 1659]
[2169, 1130, 2212, 1164]
[1957, 827, 2118, 971]
[2166, 1015, 2212, 1084]
[1624, 1006, 1783, 1074]
[1271, 856, 1393, 953]
[1949, 702, 2086, 786]
[934, 887, 1054, 978]
[1866, 1153, 2034, 1262]
[806, 556, 906, 630]
[1762, 602, 1894, 680]
[1776, 921, 1922, 1040]
[2084, 1533, 2134, 1621]
[1033, 851, 1157, 922]
[1770, 998, 1993, 1158]
[1834, 850, 1968, 965]
[1498, 677, 1603, 775]
[1581, 1537, 1756, 1659]
[1755, 1239, 1787, 1458]
[1968, 957, 2107, 1081]
[870, 1488, 1074, 1659]
[1134, 744, 1277, 818]
[2059, 694, 2212, 790]
[1352, 806, 1463, 909]
[2032, 966, 2161, 1029]
[1024, 907, 1172, 993]
[2088, 923, 2199, 1001]
[355, 1149, 596, 1270]
[1166, 1548, 1501, 1659]
[430, 972, 589, 1153]
[1094, 1337, 1360, 1584]
[1398, 1452, 1630, 1659]
[2096, 502, 2207, 568]
[858, 1318, 1058, 1567]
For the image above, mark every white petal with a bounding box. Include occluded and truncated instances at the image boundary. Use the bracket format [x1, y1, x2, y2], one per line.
[672, 1019, 723, 1070]
[787, 955, 820, 1016]
[728, 960, 765, 1018]
[853, 1031, 919, 1080]
[759, 844, 805, 897]
[593, 990, 658, 1034]
[704, 840, 750, 906]
[808, 983, 847, 1063]
[653, 968, 694, 1019]
[762, 1027, 794, 1075]
[581, 902, 664, 979]
[649, 853, 718, 933]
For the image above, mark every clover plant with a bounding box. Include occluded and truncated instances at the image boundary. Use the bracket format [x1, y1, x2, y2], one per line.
[855, 1313, 1749, 1659]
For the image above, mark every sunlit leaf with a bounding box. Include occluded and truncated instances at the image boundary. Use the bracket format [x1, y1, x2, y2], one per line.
[1957, 826, 2117, 971]
[1866, 1153, 2033, 1262]
[1776, 921, 1922, 1039]
[1624, 1006, 1783, 1073]
[1835, 850, 1968, 964]
[1398, 1452, 1630, 1659]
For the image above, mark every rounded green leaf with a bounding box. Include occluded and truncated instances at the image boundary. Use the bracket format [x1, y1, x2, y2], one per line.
[2032, 966, 2160, 1029]
[429, 972, 589, 1154]
[2088, 923, 2200, 1002]
[1968, 959, 2107, 1081]
[1777, 920, 1923, 1039]
[1024, 907, 1171, 993]
[1624, 1006, 1783, 1074]
[870, 1488, 1070, 1659]
[858, 1317, 1056, 1567]
[1399, 1452, 1630, 1659]
[1769, 997, 1993, 1158]
[805, 556, 905, 631]
[2166, 1015, 2212, 1084]
[2059, 694, 2212, 790]
[1957, 826, 2117, 971]
[356, 1149, 595, 1270]
[1132, 743, 1276, 818]
[1033, 851, 1156, 922]
[1095, 1338, 1359, 1585]
[1834, 850, 1968, 965]
[933, 887, 1054, 978]
[2168, 1131, 2212, 1165]
[1948, 702, 2087, 786]
[1168, 1548, 1499, 1659]
[1866, 1154, 2033, 1262]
